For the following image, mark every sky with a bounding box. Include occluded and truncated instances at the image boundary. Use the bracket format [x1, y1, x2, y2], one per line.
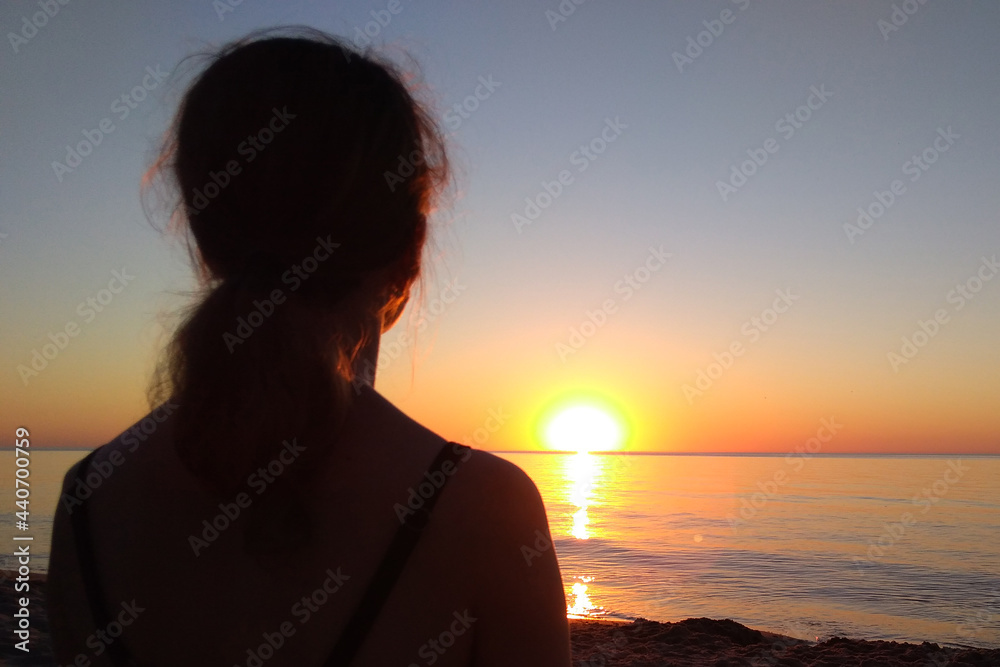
[1, 1, 998, 454]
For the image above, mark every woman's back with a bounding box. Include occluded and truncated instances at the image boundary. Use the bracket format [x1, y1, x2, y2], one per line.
[47, 384, 570, 665]
[45, 27, 570, 665]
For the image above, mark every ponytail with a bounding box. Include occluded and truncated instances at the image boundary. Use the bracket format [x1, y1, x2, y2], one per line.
[143, 28, 451, 553]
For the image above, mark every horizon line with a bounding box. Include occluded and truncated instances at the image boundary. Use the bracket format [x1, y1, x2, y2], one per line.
[5, 447, 998, 457]
[491, 450, 1000, 457]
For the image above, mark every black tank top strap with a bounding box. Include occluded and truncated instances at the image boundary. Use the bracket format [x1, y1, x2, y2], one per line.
[322, 441, 471, 666]
[69, 446, 138, 666]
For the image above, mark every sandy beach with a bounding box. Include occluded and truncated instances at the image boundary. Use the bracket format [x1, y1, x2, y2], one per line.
[569, 617, 1000, 666]
[3, 571, 998, 666]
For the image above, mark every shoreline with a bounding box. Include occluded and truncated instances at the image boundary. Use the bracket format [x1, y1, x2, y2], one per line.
[568, 617, 1000, 666]
[3, 571, 998, 666]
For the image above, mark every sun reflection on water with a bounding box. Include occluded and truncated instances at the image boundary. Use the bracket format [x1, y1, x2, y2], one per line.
[563, 452, 613, 618]
[566, 451, 598, 539]
[567, 577, 605, 618]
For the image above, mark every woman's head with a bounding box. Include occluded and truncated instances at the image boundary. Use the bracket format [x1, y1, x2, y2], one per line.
[148, 28, 449, 501]
[173, 29, 447, 328]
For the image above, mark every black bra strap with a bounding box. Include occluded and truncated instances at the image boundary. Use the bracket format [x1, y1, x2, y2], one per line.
[70, 447, 136, 666]
[323, 442, 470, 666]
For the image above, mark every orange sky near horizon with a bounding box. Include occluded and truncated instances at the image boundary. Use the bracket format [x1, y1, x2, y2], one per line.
[5, 297, 997, 455]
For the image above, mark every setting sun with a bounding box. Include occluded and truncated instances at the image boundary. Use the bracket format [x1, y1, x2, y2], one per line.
[541, 401, 627, 453]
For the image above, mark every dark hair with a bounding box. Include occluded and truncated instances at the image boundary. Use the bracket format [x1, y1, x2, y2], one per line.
[145, 28, 450, 517]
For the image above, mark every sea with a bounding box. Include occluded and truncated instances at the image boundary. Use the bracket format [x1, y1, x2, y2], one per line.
[3, 450, 998, 649]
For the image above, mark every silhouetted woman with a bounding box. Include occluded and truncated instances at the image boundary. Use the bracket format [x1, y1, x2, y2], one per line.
[46, 28, 571, 666]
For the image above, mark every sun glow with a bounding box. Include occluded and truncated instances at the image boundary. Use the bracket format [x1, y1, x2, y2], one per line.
[542, 402, 626, 453]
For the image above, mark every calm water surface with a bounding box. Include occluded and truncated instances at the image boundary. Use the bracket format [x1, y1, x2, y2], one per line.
[498, 452, 999, 649]
[2, 450, 998, 648]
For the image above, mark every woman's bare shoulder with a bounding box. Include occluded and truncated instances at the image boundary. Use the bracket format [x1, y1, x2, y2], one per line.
[442, 450, 571, 665]
[438, 448, 552, 561]
[452, 449, 544, 506]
